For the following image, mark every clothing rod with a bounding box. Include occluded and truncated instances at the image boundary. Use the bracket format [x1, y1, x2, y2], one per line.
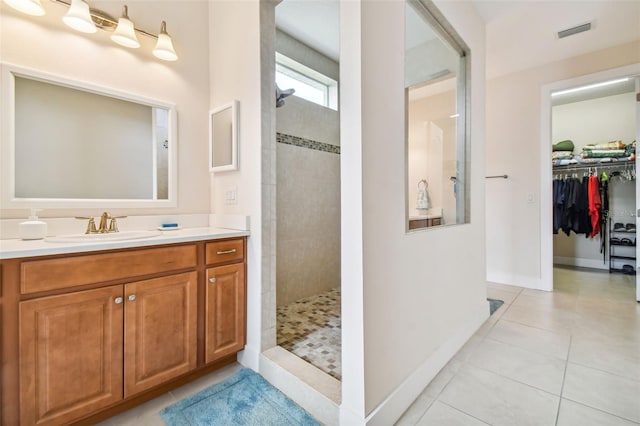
[552, 161, 635, 171]
[485, 174, 508, 179]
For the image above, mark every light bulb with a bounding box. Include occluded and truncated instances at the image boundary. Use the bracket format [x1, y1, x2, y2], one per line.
[152, 21, 178, 61]
[63, 0, 96, 34]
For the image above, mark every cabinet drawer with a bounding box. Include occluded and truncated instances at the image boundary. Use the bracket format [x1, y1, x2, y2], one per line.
[21, 245, 197, 294]
[205, 239, 244, 266]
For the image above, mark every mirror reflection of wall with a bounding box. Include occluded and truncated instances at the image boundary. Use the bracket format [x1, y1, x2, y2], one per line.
[155, 108, 169, 200]
[212, 106, 233, 168]
[405, 0, 469, 231]
[4, 65, 176, 207]
[15, 76, 155, 199]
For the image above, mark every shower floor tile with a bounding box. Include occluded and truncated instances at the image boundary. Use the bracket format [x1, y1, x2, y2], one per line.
[277, 287, 341, 381]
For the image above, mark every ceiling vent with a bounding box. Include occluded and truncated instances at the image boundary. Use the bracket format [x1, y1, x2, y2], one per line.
[558, 22, 592, 39]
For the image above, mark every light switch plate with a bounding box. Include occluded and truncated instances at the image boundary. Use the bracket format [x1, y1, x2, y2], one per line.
[225, 186, 237, 205]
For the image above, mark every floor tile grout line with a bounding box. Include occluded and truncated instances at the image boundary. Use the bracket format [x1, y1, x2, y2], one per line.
[411, 395, 437, 425]
[566, 359, 640, 384]
[560, 395, 640, 425]
[435, 399, 493, 425]
[465, 360, 564, 399]
[555, 334, 572, 426]
[495, 316, 573, 339]
[479, 334, 568, 366]
[498, 317, 572, 338]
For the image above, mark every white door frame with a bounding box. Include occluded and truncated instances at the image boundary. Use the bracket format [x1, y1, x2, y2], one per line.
[540, 63, 640, 293]
[635, 76, 640, 302]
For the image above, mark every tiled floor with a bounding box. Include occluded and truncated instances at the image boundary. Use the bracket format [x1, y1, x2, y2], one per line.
[396, 266, 640, 426]
[95, 363, 244, 425]
[277, 287, 342, 380]
[95, 267, 638, 425]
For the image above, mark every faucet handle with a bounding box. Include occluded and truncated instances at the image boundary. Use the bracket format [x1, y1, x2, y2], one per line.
[108, 216, 127, 233]
[75, 216, 97, 234]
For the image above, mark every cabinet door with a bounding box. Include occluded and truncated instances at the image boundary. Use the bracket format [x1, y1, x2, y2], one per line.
[124, 271, 197, 397]
[205, 263, 246, 363]
[19, 286, 124, 426]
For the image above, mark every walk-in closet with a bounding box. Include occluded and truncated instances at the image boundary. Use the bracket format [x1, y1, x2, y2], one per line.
[551, 76, 638, 292]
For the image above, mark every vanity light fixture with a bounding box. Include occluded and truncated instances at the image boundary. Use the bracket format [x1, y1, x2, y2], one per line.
[6, 0, 178, 61]
[3, 0, 45, 16]
[63, 0, 96, 33]
[152, 21, 177, 62]
[110, 5, 139, 48]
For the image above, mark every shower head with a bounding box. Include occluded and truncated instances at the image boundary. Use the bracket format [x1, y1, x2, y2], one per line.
[276, 84, 295, 108]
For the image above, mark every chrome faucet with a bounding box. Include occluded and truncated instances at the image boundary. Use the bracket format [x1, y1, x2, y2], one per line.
[76, 212, 127, 234]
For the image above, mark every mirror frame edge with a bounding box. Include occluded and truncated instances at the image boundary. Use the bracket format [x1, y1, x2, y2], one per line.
[209, 99, 239, 173]
[0, 62, 178, 209]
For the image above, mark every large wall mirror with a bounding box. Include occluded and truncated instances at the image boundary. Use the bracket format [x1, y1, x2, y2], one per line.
[1, 64, 177, 208]
[405, 0, 469, 231]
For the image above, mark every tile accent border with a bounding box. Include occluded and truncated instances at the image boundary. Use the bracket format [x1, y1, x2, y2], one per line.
[277, 132, 340, 155]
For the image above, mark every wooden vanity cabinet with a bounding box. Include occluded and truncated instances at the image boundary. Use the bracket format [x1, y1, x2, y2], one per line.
[123, 272, 198, 397]
[19, 286, 125, 426]
[204, 239, 247, 364]
[18, 272, 198, 426]
[1, 237, 247, 426]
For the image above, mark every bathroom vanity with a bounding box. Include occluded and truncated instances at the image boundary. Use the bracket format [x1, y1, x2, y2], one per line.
[0, 229, 248, 426]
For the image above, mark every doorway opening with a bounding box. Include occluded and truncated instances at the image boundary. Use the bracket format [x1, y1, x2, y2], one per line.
[273, 0, 342, 382]
[542, 65, 640, 302]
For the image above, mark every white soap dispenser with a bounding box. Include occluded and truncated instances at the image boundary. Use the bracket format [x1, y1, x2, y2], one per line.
[19, 209, 47, 240]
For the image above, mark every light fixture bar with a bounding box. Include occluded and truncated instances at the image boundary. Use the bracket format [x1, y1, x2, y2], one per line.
[551, 78, 630, 97]
[50, 0, 159, 39]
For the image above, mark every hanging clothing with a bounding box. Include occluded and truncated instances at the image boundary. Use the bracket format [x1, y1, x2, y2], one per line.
[552, 175, 596, 238]
[588, 175, 602, 238]
[553, 179, 565, 234]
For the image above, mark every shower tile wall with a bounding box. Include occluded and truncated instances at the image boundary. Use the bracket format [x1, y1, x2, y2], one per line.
[276, 132, 340, 306]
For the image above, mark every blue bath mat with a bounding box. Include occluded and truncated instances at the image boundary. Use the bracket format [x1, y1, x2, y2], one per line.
[487, 298, 504, 315]
[161, 368, 319, 426]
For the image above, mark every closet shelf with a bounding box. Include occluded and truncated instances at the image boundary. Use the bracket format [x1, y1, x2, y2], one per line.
[553, 159, 635, 173]
[610, 255, 636, 260]
[609, 218, 637, 274]
[609, 267, 637, 275]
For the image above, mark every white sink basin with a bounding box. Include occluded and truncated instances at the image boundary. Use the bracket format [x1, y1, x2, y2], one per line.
[46, 230, 162, 243]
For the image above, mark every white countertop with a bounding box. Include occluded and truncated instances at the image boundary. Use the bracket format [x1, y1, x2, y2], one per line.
[0, 227, 249, 260]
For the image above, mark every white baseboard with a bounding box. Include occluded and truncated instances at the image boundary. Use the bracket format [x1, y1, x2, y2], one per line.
[553, 256, 608, 270]
[485, 270, 544, 290]
[237, 344, 260, 371]
[359, 304, 489, 426]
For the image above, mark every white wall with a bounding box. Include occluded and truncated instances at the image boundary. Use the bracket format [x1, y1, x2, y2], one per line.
[340, 0, 487, 423]
[486, 41, 640, 288]
[552, 92, 636, 269]
[208, 0, 266, 365]
[0, 0, 210, 218]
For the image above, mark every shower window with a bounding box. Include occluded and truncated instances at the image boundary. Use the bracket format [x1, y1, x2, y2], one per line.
[405, 0, 470, 231]
[276, 52, 338, 110]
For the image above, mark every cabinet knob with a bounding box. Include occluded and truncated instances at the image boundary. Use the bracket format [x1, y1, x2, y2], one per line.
[208, 277, 216, 283]
[128, 294, 136, 302]
[115, 297, 124, 305]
